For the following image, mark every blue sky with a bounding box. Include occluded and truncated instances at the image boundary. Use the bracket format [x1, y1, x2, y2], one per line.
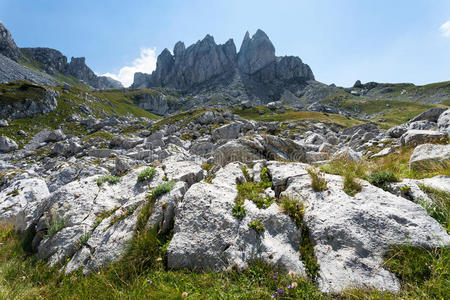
[1, 0, 449, 87]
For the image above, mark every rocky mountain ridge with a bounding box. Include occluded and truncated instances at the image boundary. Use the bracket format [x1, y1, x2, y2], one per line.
[0, 22, 122, 90]
[132, 29, 315, 103]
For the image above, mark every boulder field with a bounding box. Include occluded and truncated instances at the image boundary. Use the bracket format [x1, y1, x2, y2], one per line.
[0, 107, 449, 294]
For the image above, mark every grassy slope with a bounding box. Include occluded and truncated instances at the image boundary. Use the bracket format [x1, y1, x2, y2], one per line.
[232, 106, 364, 127]
[0, 81, 160, 147]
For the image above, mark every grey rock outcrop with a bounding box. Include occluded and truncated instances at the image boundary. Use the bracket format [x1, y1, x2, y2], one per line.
[237, 30, 275, 74]
[167, 163, 306, 275]
[409, 143, 450, 171]
[280, 164, 449, 293]
[132, 29, 314, 102]
[0, 136, 18, 152]
[437, 108, 450, 135]
[400, 130, 447, 147]
[0, 22, 23, 62]
[0, 85, 59, 119]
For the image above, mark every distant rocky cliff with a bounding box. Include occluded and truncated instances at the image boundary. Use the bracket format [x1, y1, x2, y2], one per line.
[132, 29, 314, 103]
[0, 22, 121, 89]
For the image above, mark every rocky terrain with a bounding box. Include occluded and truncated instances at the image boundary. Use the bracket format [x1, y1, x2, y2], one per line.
[0, 89, 449, 295]
[0, 22, 449, 299]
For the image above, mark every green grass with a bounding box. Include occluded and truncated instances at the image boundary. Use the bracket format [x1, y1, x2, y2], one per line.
[232, 105, 364, 128]
[307, 168, 327, 192]
[247, 220, 265, 233]
[321, 147, 450, 182]
[234, 167, 274, 211]
[0, 81, 159, 149]
[1, 221, 449, 299]
[95, 175, 121, 186]
[137, 167, 156, 182]
[279, 196, 320, 280]
[150, 181, 175, 199]
[44, 213, 66, 238]
[418, 185, 450, 233]
[367, 170, 398, 191]
[232, 203, 246, 219]
[343, 173, 363, 196]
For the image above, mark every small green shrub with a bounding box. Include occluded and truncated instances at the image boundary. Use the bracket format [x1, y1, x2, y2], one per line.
[150, 181, 175, 199]
[95, 175, 120, 186]
[76, 233, 91, 249]
[241, 166, 252, 182]
[343, 173, 362, 196]
[236, 182, 273, 209]
[137, 167, 156, 182]
[280, 196, 304, 228]
[232, 204, 246, 219]
[202, 162, 213, 172]
[367, 170, 398, 191]
[307, 168, 327, 191]
[44, 213, 66, 238]
[259, 167, 272, 189]
[248, 220, 265, 233]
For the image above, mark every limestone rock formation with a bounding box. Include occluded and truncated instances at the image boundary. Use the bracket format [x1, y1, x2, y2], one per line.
[0, 22, 23, 62]
[131, 29, 314, 102]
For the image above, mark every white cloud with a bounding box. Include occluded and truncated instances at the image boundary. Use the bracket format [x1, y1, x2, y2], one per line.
[102, 47, 157, 87]
[439, 21, 450, 38]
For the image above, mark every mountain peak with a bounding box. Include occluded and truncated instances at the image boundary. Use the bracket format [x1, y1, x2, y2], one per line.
[237, 29, 275, 74]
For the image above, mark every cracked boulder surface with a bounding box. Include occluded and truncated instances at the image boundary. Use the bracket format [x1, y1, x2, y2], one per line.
[279, 163, 449, 293]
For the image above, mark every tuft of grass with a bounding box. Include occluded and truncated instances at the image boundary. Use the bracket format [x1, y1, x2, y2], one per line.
[234, 166, 274, 212]
[248, 220, 265, 233]
[280, 196, 319, 280]
[418, 185, 449, 233]
[368, 170, 398, 191]
[92, 207, 119, 228]
[150, 181, 175, 200]
[75, 233, 91, 250]
[307, 168, 327, 192]
[343, 173, 362, 196]
[44, 213, 66, 238]
[109, 206, 137, 227]
[381, 245, 449, 298]
[137, 167, 156, 182]
[95, 174, 120, 186]
[202, 162, 213, 172]
[232, 204, 246, 219]
[259, 167, 272, 189]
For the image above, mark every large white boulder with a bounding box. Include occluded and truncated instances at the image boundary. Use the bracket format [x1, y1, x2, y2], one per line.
[167, 163, 306, 275]
[280, 164, 449, 293]
[409, 144, 450, 171]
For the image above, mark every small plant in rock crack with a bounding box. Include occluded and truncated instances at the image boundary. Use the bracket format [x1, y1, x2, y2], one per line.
[343, 173, 362, 196]
[137, 167, 156, 182]
[307, 168, 327, 191]
[368, 170, 398, 191]
[248, 219, 265, 233]
[44, 213, 66, 238]
[96, 174, 120, 186]
[75, 233, 91, 250]
[150, 181, 175, 200]
[232, 202, 246, 219]
[109, 206, 137, 227]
